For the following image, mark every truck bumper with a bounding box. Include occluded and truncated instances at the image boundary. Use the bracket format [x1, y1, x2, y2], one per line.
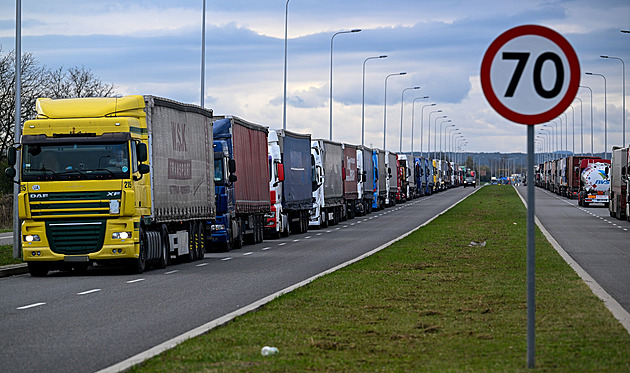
[21, 218, 139, 263]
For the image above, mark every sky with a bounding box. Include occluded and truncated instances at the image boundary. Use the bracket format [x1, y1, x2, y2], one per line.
[0, 0, 628, 155]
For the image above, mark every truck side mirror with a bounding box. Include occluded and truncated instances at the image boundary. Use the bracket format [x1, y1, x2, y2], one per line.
[229, 174, 237, 183]
[277, 163, 285, 182]
[137, 142, 148, 163]
[7, 147, 16, 166]
[5, 167, 16, 179]
[228, 159, 237, 174]
[138, 164, 150, 174]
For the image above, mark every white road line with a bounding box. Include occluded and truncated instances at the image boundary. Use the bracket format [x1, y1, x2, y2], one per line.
[261, 247, 271, 251]
[243, 252, 253, 256]
[17, 302, 46, 310]
[305, 236, 311, 239]
[293, 239, 300, 242]
[326, 230, 332, 233]
[316, 233, 322, 236]
[196, 263, 208, 267]
[221, 257, 232, 261]
[77, 289, 101, 295]
[278, 243, 286, 246]
[126, 279, 145, 284]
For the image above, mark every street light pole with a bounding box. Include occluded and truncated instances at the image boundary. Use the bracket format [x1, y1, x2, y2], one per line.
[586, 72, 608, 158]
[410, 97, 429, 161]
[361, 55, 387, 146]
[419, 103, 435, 159]
[574, 97, 583, 154]
[201, 0, 206, 108]
[399, 86, 420, 152]
[330, 28, 361, 140]
[580, 85, 594, 156]
[13, 0, 22, 256]
[383, 72, 406, 149]
[282, 0, 290, 130]
[601, 55, 625, 146]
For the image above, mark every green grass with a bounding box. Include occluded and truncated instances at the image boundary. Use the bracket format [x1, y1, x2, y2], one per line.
[131, 185, 630, 372]
[0, 244, 22, 266]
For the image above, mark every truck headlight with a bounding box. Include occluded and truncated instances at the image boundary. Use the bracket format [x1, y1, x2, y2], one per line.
[212, 224, 225, 231]
[24, 234, 41, 242]
[112, 231, 132, 240]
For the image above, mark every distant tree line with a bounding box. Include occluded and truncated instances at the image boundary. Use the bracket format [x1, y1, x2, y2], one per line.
[1, 46, 117, 194]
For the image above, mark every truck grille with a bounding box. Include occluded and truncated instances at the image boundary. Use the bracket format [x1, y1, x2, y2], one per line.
[29, 191, 121, 218]
[46, 220, 106, 255]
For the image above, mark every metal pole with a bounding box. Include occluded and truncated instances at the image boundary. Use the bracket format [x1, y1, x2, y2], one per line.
[574, 98, 583, 155]
[282, 0, 290, 130]
[383, 72, 406, 149]
[601, 56, 625, 147]
[201, 0, 206, 108]
[427, 110, 441, 159]
[399, 86, 420, 152]
[362, 55, 387, 146]
[13, 0, 22, 257]
[527, 124, 536, 369]
[580, 86, 594, 156]
[419, 103, 435, 159]
[330, 29, 360, 141]
[586, 73, 607, 158]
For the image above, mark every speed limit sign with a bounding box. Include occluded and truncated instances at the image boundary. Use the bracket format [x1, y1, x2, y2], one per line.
[480, 25, 580, 125]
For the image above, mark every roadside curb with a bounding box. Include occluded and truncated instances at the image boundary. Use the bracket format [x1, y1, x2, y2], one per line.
[0, 263, 28, 278]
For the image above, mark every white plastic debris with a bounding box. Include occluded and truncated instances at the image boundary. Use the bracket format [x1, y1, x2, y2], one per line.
[261, 346, 279, 356]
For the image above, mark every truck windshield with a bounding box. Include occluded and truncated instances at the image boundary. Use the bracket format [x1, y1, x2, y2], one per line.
[22, 143, 130, 181]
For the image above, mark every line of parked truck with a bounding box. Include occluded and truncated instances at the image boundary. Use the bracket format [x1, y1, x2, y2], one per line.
[4, 95, 473, 277]
[534, 146, 630, 222]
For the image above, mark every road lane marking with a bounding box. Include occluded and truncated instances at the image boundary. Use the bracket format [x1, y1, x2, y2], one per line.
[221, 257, 232, 261]
[126, 279, 145, 284]
[243, 252, 253, 256]
[77, 289, 101, 295]
[165, 270, 179, 274]
[278, 243, 286, 246]
[293, 239, 300, 242]
[17, 302, 46, 310]
[196, 263, 209, 267]
[261, 247, 271, 251]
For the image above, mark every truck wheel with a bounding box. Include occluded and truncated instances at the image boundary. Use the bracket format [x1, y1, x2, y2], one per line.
[155, 229, 168, 269]
[132, 226, 147, 274]
[28, 262, 49, 277]
[160, 225, 171, 266]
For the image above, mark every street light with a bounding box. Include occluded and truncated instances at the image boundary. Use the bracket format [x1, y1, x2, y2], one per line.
[426, 109, 442, 159]
[329, 28, 361, 140]
[399, 86, 421, 152]
[568, 105, 575, 155]
[586, 72, 608, 158]
[361, 55, 387, 146]
[201, 0, 206, 108]
[601, 55, 626, 146]
[410, 97, 430, 161]
[439, 120, 453, 162]
[383, 72, 406, 149]
[282, 0, 291, 130]
[579, 85, 594, 156]
[436, 118, 450, 160]
[573, 97, 583, 154]
[429, 113, 445, 159]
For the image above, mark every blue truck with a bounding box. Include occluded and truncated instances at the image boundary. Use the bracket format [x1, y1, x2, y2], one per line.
[212, 116, 270, 250]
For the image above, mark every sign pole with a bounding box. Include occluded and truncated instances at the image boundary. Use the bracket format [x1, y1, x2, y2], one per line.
[526, 124, 535, 369]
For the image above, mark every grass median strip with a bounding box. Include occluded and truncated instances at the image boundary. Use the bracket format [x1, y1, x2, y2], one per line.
[131, 185, 630, 372]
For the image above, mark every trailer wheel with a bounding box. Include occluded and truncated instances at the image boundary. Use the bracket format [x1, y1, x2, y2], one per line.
[27, 262, 49, 277]
[155, 227, 168, 269]
[160, 225, 171, 266]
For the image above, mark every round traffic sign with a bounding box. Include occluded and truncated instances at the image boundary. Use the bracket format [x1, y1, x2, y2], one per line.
[480, 25, 580, 125]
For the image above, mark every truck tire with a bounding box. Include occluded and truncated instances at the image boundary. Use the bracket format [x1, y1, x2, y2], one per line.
[196, 221, 206, 259]
[131, 226, 147, 274]
[155, 227, 168, 269]
[160, 225, 171, 266]
[27, 262, 49, 277]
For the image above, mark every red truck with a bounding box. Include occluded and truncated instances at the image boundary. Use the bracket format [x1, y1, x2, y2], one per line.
[565, 156, 598, 199]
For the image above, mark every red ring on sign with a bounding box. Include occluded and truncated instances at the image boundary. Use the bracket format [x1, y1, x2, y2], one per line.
[480, 25, 580, 125]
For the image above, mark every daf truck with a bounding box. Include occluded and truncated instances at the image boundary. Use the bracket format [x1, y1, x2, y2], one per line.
[6, 95, 214, 276]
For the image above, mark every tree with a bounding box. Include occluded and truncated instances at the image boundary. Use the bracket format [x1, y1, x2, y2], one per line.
[0, 46, 117, 156]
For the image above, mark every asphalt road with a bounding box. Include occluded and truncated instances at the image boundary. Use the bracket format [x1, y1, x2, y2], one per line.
[516, 184, 630, 313]
[0, 232, 13, 246]
[0, 186, 475, 373]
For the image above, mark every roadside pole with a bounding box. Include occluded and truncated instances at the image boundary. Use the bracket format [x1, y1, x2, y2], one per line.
[481, 25, 580, 368]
